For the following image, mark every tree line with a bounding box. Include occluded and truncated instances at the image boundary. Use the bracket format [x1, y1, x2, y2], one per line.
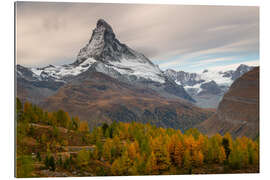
[16, 98, 259, 176]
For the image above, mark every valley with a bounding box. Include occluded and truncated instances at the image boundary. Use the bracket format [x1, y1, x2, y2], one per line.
[16, 19, 260, 177]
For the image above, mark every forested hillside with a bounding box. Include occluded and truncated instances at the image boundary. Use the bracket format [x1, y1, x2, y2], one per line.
[16, 98, 259, 177]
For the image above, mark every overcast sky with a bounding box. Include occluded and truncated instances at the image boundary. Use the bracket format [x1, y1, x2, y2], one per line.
[16, 2, 259, 72]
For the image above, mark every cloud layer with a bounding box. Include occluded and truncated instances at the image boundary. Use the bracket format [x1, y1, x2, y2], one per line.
[16, 2, 259, 72]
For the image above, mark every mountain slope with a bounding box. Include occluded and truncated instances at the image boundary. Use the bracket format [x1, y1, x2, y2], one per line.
[16, 65, 64, 104]
[196, 67, 259, 139]
[41, 68, 211, 130]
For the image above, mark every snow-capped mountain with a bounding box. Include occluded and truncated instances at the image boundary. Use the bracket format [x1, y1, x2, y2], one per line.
[164, 64, 254, 108]
[17, 19, 194, 103]
[27, 19, 164, 84]
[28, 19, 165, 83]
[16, 19, 254, 108]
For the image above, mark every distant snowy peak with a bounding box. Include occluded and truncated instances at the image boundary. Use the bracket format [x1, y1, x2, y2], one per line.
[165, 64, 254, 86]
[231, 64, 254, 80]
[164, 64, 254, 96]
[164, 69, 203, 86]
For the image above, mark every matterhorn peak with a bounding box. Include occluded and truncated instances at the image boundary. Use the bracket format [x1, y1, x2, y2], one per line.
[75, 19, 117, 64]
[74, 19, 156, 66]
[96, 19, 114, 33]
[70, 19, 166, 84]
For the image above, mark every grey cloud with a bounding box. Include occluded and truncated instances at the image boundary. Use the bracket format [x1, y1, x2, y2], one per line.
[15, 2, 259, 69]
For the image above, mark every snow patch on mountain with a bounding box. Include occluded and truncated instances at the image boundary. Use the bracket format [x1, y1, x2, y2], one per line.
[30, 58, 97, 81]
[175, 80, 182, 85]
[185, 83, 203, 94]
[110, 58, 165, 83]
[200, 70, 233, 86]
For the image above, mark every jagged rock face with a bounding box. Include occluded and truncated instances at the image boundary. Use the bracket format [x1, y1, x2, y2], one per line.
[76, 19, 118, 63]
[197, 67, 259, 139]
[76, 19, 153, 65]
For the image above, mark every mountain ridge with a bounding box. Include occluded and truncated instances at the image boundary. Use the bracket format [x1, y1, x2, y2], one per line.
[164, 64, 254, 108]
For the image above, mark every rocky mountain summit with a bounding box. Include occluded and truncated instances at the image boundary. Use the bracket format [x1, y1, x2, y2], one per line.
[75, 19, 154, 65]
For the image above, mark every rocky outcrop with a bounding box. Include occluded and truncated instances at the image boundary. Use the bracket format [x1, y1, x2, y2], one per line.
[197, 67, 259, 139]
